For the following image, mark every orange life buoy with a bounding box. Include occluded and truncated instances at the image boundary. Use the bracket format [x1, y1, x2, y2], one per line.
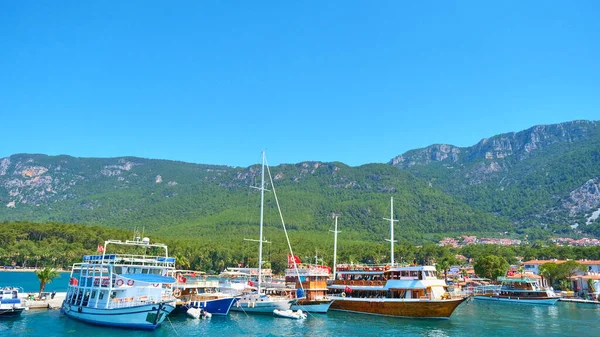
[116, 279, 124, 287]
[127, 279, 134, 286]
[173, 288, 181, 297]
[369, 281, 374, 286]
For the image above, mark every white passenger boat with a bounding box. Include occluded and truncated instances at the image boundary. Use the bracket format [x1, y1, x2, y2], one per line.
[61, 237, 177, 330]
[473, 277, 560, 305]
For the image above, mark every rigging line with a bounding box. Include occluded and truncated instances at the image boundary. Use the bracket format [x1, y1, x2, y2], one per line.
[264, 156, 304, 291]
[166, 315, 179, 336]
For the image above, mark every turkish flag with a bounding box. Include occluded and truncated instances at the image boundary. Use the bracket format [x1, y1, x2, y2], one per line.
[177, 274, 187, 283]
[287, 255, 301, 265]
[190, 272, 196, 278]
[97, 245, 105, 253]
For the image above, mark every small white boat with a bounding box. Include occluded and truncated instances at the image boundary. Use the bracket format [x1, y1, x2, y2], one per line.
[273, 309, 307, 320]
[186, 307, 212, 319]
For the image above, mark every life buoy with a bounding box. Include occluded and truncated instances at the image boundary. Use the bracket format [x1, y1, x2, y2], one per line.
[127, 280, 134, 286]
[153, 283, 160, 288]
[368, 281, 374, 286]
[341, 292, 346, 297]
[173, 288, 181, 298]
[116, 279, 124, 287]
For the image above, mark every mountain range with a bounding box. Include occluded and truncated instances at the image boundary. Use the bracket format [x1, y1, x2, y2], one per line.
[2, 120, 599, 242]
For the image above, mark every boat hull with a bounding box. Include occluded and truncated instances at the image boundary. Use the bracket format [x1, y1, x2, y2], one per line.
[291, 299, 333, 313]
[0, 307, 25, 317]
[188, 297, 236, 315]
[473, 295, 559, 305]
[61, 301, 175, 330]
[230, 298, 292, 314]
[329, 297, 466, 319]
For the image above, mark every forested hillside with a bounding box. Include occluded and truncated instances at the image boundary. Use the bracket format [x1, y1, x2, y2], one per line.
[0, 155, 508, 243]
[2, 120, 600, 250]
[390, 120, 600, 237]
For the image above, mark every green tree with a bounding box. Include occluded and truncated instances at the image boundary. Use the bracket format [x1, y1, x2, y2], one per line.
[174, 253, 190, 270]
[473, 255, 509, 280]
[34, 267, 60, 295]
[539, 263, 560, 287]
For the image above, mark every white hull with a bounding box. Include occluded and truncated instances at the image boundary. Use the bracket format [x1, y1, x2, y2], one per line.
[230, 297, 292, 314]
[473, 296, 559, 305]
[61, 301, 175, 329]
[291, 301, 332, 313]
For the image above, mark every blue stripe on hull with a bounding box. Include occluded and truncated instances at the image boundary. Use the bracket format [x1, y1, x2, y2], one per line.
[189, 297, 235, 315]
[473, 296, 559, 305]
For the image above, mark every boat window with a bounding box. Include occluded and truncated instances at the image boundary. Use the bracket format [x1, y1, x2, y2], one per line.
[99, 291, 105, 300]
[113, 266, 122, 274]
[91, 290, 97, 299]
[410, 271, 418, 277]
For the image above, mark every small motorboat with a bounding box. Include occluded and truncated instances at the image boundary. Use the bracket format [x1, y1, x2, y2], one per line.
[273, 309, 307, 320]
[1, 286, 27, 317]
[186, 307, 212, 319]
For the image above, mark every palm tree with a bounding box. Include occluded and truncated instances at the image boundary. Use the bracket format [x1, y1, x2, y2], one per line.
[174, 253, 190, 270]
[35, 267, 60, 295]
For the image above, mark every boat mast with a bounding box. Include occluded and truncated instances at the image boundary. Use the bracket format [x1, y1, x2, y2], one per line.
[384, 197, 398, 266]
[329, 214, 341, 279]
[257, 150, 266, 294]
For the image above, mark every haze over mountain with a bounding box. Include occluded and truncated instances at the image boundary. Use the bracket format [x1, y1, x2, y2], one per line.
[2, 120, 599, 241]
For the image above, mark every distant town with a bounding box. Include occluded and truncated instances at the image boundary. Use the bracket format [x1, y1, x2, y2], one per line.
[439, 235, 600, 247]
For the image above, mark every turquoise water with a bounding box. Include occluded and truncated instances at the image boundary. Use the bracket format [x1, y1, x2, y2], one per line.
[2, 272, 600, 336]
[0, 271, 71, 293]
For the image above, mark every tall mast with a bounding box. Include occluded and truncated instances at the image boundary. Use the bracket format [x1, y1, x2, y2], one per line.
[384, 197, 398, 266]
[329, 214, 341, 279]
[257, 150, 266, 294]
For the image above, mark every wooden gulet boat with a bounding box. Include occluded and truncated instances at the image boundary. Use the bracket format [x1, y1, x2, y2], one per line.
[328, 265, 466, 318]
[327, 197, 467, 319]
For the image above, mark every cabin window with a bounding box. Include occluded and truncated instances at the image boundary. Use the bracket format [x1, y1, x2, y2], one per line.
[113, 266, 122, 274]
[91, 290, 97, 299]
[410, 271, 418, 277]
[99, 291, 105, 300]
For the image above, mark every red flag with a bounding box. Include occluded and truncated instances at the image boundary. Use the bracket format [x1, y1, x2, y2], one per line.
[507, 270, 515, 277]
[287, 255, 301, 266]
[97, 245, 105, 253]
[190, 272, 196, 278]
[248, 280, 255, 287]
[177, 274, 187, 283]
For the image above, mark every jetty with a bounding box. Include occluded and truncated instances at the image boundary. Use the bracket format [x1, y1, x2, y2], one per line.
[559, 298, 600, 306]
[23, 292, 67, 310]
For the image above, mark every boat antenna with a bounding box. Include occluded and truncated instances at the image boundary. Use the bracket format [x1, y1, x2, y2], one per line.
[329, 214, 341, 279]
[384, 197, 398, 266]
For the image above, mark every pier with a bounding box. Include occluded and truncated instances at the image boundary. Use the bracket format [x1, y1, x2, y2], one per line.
[23, 292, 67, 310]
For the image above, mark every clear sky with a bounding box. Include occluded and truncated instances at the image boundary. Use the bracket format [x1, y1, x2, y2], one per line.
[1, 1, 598, 167]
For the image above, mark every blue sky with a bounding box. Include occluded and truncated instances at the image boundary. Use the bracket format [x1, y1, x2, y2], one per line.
[1, 1, 598, 167]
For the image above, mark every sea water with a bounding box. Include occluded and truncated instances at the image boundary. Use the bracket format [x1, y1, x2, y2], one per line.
[2, 272, 600, 337]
